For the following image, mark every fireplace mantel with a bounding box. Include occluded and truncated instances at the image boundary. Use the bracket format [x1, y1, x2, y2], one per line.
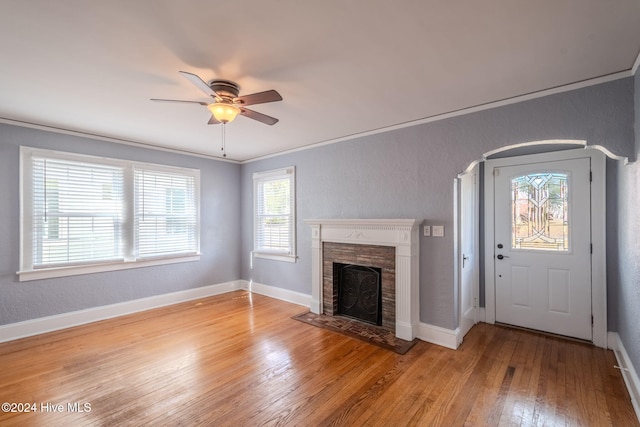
[305, 219, 420, 340]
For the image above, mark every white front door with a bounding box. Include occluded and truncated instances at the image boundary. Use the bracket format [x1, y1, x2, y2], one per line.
[492, 157, 592, 340]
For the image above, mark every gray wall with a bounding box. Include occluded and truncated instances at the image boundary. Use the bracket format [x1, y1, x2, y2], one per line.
[240, 78, 634, 330]
[615, 67, 640, 375]
[1, 74, 637, 343]
[0, 123, 241, 325]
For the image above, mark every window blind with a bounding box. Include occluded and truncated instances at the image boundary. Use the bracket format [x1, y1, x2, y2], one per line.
[21, 147, 201, 278]
[134, 168, 198, 258]
[254, 168, 294, 255]
[31, 156, 124, 267]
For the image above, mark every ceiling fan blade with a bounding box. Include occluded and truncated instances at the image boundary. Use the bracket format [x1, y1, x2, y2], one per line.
[234, 89, 282, 106]
[150, 98, 209, 106]
[240, 107, 279, 125]
[207, 115, 221, 125]
[179, 71, 216, 98]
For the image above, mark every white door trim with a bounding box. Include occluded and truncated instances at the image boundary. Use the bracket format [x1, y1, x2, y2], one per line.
[484, 148, 607, 347]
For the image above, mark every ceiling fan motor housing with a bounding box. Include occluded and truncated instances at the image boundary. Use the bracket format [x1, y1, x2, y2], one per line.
[209, 79, 240, 100]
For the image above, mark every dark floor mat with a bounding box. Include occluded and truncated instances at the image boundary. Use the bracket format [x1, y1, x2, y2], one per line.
[292, 311, 417, 355]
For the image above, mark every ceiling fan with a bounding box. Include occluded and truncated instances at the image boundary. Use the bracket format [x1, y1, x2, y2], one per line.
[151, 71, 282, 126]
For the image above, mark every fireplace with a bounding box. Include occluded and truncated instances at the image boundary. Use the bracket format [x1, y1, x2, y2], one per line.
[335, 263, 382, 325]
[323, 242, 395, 331]
[305, 219, 419, 340]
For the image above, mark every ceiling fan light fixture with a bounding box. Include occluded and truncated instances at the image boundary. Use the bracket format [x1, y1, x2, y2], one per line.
[208, 102, 241, 123]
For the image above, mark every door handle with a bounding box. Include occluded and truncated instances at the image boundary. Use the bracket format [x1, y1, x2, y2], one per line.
[462, 254, 470, 268]
[497, 254, 510, 260]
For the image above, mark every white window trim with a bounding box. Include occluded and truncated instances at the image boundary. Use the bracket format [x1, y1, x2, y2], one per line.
[18, 147, 201, 282]
[17, 255, 201, 282]
[253, 166, 297, 263]
[252, 252, 298, 263]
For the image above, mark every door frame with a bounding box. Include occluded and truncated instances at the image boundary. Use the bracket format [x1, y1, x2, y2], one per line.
[483, 148, 607, 347]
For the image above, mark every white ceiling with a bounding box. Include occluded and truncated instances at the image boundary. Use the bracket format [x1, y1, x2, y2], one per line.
[1, 1, 639, 162]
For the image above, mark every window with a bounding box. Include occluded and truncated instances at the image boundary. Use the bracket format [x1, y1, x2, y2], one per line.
[253, 166, 296, 262]
[511, 172, 569, 251]
[20, 147, 200, 281]
[135, 168, 198, 258]
[28, 155, 125, 268]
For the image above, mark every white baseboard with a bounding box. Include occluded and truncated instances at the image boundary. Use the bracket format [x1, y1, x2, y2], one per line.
[1, 278, 461, 352]
[0, 280, 244, 343]
[416, 322, 461, 350]
[608, 331, 620, 350]
[610, 332, 640, 422]
[243, 280, 311, 307]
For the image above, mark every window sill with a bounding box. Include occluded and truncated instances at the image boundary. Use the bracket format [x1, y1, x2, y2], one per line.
[17, 254, 201, 282]
[252, 252, 298, 263]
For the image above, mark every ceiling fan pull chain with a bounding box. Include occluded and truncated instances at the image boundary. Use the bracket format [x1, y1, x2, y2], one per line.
[221, 123, 227, 158]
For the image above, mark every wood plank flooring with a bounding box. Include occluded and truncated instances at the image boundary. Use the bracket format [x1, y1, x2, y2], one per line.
[0, 290, 637, 426]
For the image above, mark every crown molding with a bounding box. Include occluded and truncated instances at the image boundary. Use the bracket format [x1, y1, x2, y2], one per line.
[242, 69, 633, 163]
[1, 64, 635, 166]
[0, 117, 240, 164]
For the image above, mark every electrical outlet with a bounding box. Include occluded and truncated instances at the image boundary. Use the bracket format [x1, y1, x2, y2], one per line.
[423, 225, 431, 237]
[432, 225, 444, 237]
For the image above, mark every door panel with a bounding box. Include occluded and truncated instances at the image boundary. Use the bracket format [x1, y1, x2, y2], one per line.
[459, 167, 478, 338]
[493, 157, 591, 340]
[510, 265, 530, 307]
[548, 268, 570, 314]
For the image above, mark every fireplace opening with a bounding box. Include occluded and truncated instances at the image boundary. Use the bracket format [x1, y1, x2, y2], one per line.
[334, 263, 382, 326]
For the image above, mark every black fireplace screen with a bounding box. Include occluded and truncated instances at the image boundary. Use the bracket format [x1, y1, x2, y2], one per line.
[336, 263, 382, 326]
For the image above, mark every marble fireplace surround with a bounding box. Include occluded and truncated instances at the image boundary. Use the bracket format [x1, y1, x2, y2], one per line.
[305, 219, 419, 341]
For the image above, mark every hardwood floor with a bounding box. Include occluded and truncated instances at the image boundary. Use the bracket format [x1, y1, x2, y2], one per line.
[0, 290, 637, 426]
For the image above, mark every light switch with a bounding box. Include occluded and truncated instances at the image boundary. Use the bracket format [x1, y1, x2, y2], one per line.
[423, 225, 431, 237]
[432, 225, 444, 237]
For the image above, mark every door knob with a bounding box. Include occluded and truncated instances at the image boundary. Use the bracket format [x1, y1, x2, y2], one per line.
[497, 254, 509, 260]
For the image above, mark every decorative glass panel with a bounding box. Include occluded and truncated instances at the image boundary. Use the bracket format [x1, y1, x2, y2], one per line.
[511, 172, 569, 251]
